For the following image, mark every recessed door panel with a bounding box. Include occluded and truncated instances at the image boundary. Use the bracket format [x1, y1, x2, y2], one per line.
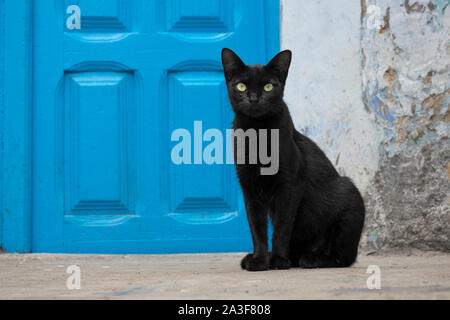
[166, 0, 233, 33]
[168, 70, 236, 217]
[63, 72, 135, 215]
[64, 0, 133, 32]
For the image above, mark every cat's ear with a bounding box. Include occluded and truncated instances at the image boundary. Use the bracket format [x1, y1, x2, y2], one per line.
[266, 50, 292, 82]
[221, 48, 245, 81]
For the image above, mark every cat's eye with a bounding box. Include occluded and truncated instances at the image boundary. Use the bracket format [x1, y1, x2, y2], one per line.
[236, 82, 247, 92]
[264, 83, 273, 92]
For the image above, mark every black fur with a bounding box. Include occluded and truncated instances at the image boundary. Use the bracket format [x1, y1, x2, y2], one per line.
[221, 48, 365, 271]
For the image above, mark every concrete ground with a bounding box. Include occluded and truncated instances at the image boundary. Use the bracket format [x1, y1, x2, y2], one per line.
[0, 251, 449, 299]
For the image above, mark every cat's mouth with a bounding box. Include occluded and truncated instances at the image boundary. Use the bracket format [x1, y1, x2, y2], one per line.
[240, 103, 270, 118]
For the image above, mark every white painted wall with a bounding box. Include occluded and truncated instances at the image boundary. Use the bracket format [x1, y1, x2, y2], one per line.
[279, 0, 380, 194]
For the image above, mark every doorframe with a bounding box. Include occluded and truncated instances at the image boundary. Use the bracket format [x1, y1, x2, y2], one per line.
[0, 0, 33, 252]
[265, 0, 280, 59]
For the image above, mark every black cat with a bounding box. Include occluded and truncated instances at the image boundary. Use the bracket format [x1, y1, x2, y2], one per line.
[221, 48, 365, 271]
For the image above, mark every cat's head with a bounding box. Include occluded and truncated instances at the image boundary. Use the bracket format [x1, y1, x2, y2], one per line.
[221, 48, 291, 118]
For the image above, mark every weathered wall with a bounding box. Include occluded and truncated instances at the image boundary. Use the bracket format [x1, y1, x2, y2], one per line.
[281, 0, 449, 252]
[0, 0, 4, 249]
[360, 0, 449, 251]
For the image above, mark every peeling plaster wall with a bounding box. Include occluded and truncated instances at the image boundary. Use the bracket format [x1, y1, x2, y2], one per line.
[360, 0, 449, 251]
[281, 0, 449, 252]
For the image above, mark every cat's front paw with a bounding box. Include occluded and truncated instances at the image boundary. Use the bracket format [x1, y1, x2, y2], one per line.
[269, 254, 291, 270]
[241, 253, 269, 271]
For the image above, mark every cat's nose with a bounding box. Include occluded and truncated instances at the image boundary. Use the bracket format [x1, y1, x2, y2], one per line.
[249, 94, 259, 104]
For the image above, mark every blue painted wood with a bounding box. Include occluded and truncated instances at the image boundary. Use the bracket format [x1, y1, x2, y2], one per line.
[1, 0, 33, 252]
[0, 0, 4, 249]
[31, 0, 279, 253]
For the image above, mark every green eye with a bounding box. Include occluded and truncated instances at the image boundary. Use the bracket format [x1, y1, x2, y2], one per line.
[264, 83, 273, 92]
[236, 82, 247, 92]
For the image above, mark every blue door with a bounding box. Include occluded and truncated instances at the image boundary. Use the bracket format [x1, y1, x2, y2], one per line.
[32, 0, 279, 253]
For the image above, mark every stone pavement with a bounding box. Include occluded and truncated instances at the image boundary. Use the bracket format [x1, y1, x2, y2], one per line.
[0, 251, 449, 299]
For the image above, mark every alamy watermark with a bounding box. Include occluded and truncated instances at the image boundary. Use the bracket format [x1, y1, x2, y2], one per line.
[170, 121, 279, 175]
[366, 265, 381, 289]
[66, 265, 81, 290]
[66, 5, 81, 30]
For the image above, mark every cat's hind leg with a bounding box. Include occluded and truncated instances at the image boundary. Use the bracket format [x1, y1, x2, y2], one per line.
[298, 253, 339, 268]
[298, 216, 363, 268]
[297, 234, 359, 268]
[299, 178, 365, 268]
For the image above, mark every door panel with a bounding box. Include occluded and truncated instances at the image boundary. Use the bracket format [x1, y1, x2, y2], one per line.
[166, 0, 233, 32]
[32, 0, 279, 253]
[64, 0, 134, 32]
[167, 70, 236, 216]
[63, 72, 136, 215]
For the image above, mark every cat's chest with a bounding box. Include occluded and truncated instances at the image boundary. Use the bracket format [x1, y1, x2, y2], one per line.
[235, 164, 280, 196]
